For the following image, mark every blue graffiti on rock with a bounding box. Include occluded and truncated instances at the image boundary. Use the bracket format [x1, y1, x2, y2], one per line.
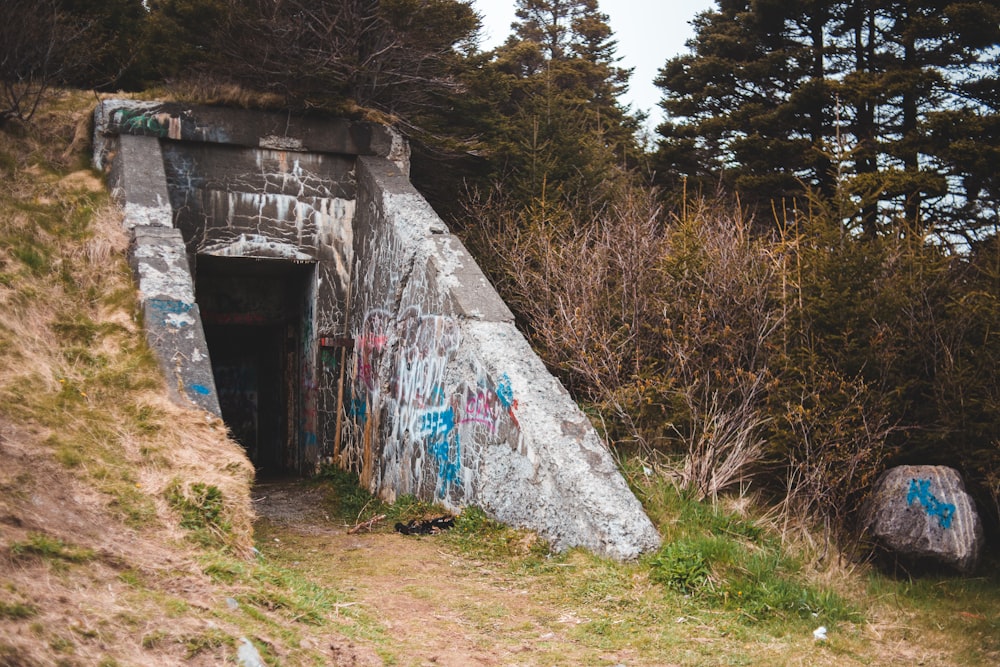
[421, 407, 460, 497]
[907, 478, 956, 529]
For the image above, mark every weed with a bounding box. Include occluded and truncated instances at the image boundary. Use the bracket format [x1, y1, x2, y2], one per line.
[650, 541, 711, 594]
[316, 464, 386, 521]
[632, 473, 861, 626]
[203, 556, 244, 584]
[165, 479, 231, 546]
[165, 598, 190, 617]
[384, 493, 438, 523]
[48, 636, 73, 653]
[182, 629, 232, 658]
[203, 551, 350, 627]
[123, 402, 164, 435]
[0, 600, 38, 619]
[10, 533, 94, 564]
[11, 245, 48, 274]
[106, 483, 157, 528]
[140, 630, 168, 650]
[47, 434, 84, 468]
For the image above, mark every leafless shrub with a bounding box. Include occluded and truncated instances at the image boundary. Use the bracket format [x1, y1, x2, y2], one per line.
[679, 376, 769, 502]
[463, 183, 669, 448]
[465, 185, 780, 492]
[0, 0, 91, 125]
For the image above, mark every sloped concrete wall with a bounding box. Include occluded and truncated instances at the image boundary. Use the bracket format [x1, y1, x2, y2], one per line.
[346, 157, 661, 559]
[106, 132, 221, 415]
[95, 99, 661, 560]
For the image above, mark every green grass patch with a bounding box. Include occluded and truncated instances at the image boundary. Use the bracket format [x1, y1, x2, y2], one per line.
[640, 477, 860, 626]
[0, 600, 38, 620]
[165, 480, 232, 547]
[10, 533, 95, 564]
[182, 628, 232, 659]
[315, 465, 387, 522]
[202, 552, 355, 627]
[865, 571, 1000, 662]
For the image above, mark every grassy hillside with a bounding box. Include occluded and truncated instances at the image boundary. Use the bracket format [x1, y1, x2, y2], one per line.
[0, 90, 331, 665]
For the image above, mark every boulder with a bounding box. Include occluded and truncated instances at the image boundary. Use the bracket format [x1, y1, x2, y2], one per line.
[867, 465, 983, 574]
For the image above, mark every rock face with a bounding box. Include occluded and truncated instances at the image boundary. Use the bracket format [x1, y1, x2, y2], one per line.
[867, 465, 983, 574]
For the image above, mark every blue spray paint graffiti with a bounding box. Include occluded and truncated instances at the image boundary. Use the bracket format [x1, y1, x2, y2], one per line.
[907, 478, 956, 529]
[349, 397, 367, 422]
[420, 406, 460, 497]
[190, 384, 211, 396]
[148, 299, 194, 328]
[496, 373, 514, 409]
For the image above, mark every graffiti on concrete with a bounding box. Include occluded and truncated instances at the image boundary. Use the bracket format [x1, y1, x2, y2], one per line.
[907, 478, 956, 529]
[461, 387, 503, 431]
[115, 107, 181, 140]
[346, 303, 525, 499]
[148, 298, 195, 328]
[356, 309, 391, 392]
[495, 372, 519, 427]
[392, 307, 462, 496]
[421, 400, 461, 494]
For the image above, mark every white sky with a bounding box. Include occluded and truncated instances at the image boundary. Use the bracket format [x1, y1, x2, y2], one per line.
[473, 0, 717, 128]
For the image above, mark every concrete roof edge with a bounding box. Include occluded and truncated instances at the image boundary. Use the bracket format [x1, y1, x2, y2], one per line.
[93, 99, 404, 161]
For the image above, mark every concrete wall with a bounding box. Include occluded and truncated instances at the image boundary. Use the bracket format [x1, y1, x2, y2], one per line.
[94, 99, 661, 560]
[345, 157, 661, 559]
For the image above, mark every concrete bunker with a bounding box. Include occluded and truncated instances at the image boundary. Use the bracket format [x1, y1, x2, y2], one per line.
[95, 100, 661, 560]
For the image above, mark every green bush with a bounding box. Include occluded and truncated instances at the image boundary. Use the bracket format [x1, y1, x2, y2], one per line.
[650, 541, 711, 594]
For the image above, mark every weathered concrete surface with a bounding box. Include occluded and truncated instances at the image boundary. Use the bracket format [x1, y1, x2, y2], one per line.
[94, 99, 662, 560]
[129, 226, 220, 415]
[107, 135, 173, 228]
[347, 156, 661, 559]
[100, 129, 219, 415]
[93, 99, 409, 173]
[867, 465, 983, 574]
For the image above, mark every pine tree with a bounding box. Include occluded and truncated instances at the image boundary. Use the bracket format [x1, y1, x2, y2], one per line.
[655, 0, 1000, 240]
[479, 0, 638, 207]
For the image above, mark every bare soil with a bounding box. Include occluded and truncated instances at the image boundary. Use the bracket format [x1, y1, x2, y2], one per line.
[252, 479, 643, 667]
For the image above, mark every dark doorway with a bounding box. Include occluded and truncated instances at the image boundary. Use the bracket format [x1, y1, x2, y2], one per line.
[195, 255, 314, 477]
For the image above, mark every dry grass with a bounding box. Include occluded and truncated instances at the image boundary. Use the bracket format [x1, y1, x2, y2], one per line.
[0, 88, 261, 665]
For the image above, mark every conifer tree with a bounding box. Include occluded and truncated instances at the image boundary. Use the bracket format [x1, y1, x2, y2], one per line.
[655, 0, 1000, 240]
[480, 0, 639, 207]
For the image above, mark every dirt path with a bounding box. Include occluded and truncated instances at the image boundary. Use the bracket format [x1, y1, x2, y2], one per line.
[251, 480, 638, 667]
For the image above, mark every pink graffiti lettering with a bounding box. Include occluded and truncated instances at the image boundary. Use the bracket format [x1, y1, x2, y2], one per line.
[461, 390, 502, 431]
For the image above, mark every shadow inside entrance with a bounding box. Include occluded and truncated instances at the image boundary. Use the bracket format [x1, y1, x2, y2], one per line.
[196, 254, 315, 478]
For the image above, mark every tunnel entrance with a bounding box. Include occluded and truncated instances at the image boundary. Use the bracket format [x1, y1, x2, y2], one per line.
[195, 255, 315, 477]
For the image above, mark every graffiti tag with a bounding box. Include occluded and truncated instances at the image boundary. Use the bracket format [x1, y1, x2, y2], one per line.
[117, 108, 169, 137]
[148, 298, 195, 328]
[907, 478, 956, 529]
[356, 309, 391, 392]
[421, 406, 461, 496]
[461, 389, 500, 430]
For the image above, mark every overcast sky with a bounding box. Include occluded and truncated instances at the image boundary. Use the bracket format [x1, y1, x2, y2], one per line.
[472, 0, 717, 128]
